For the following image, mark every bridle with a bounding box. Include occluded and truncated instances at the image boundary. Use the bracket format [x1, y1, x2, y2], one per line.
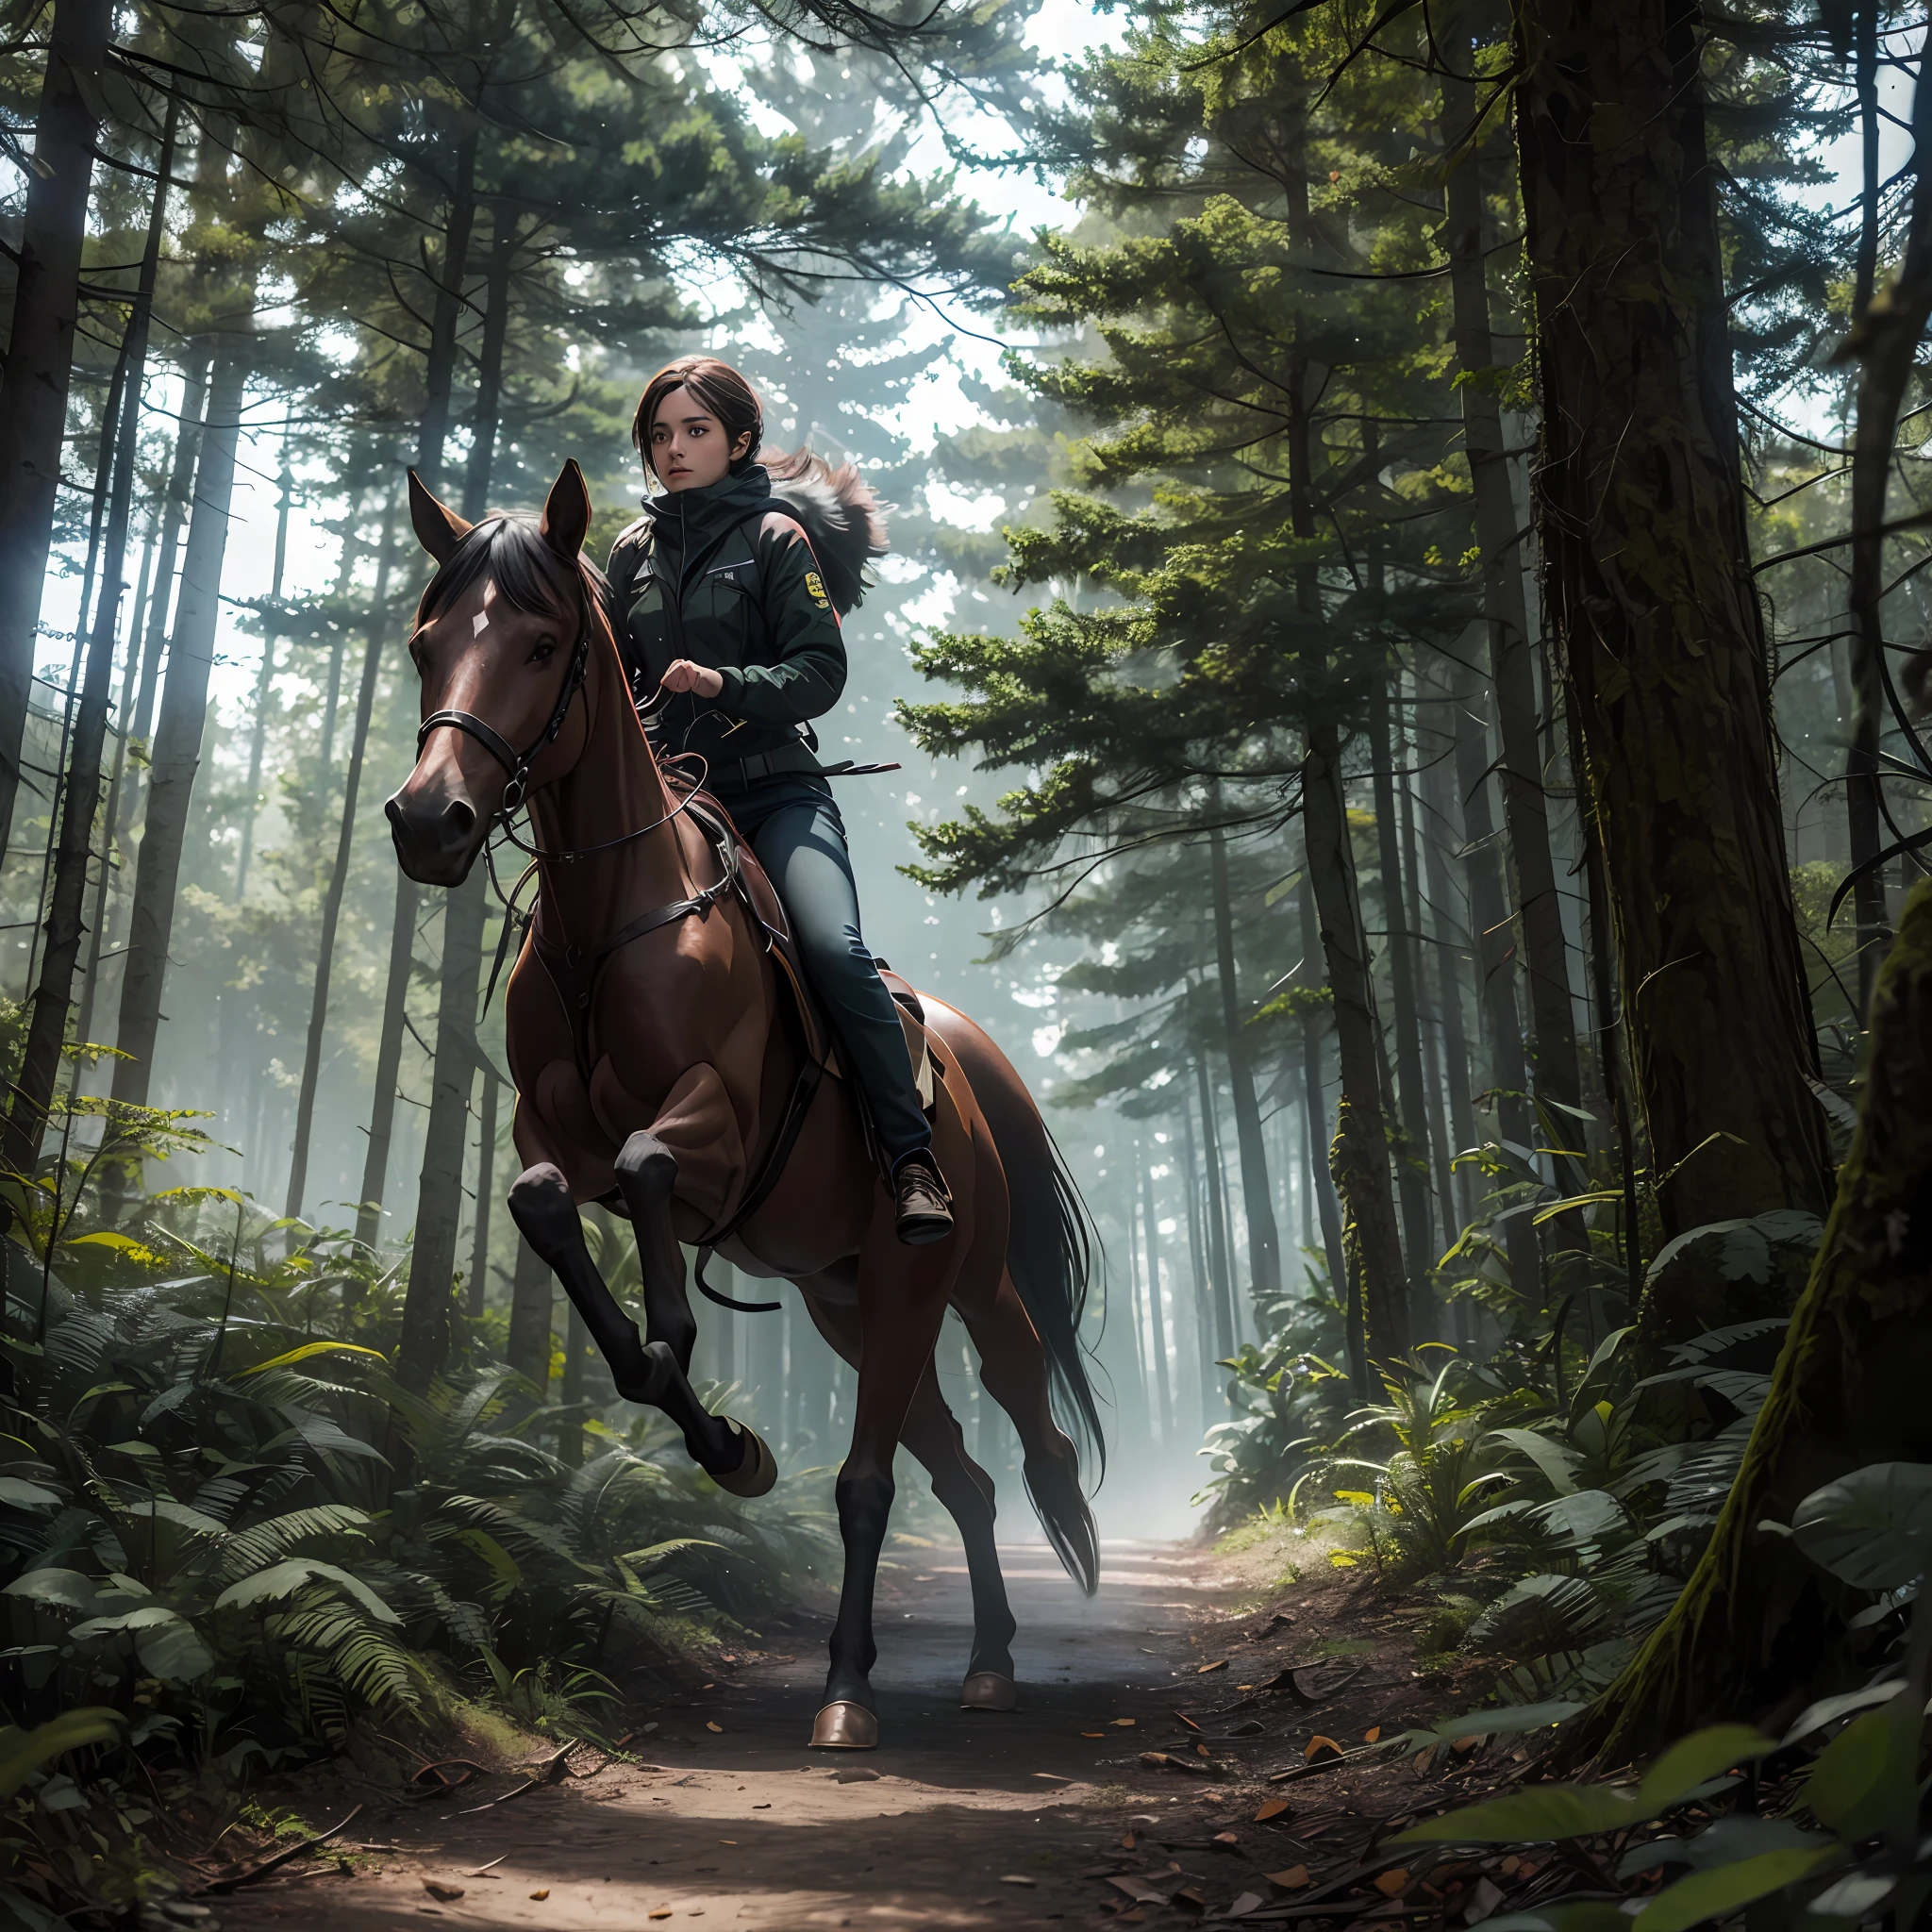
[415, 568, 595, 818]
[412, 560, 697, 866]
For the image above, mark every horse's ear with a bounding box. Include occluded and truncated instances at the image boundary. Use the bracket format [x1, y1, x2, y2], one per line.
[408, 469, 472, 563]
[541, 459, 591, 560]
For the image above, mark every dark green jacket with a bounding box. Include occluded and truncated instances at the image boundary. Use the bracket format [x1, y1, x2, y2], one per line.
[606, 464, 846, 771]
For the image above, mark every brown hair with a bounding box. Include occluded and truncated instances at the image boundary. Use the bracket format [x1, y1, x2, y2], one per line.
[631, 354, 821, 486]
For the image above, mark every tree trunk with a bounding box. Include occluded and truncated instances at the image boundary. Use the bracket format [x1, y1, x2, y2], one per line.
[356, 871, 421, 1249]
[1306, 758, 1410, 1368]
[1441, 58, 1584, 1164]
[286, 491, 400, 1229]
[461, 218, 517, 522]
[1401, 741, 1461, 1255]
[108, 333, 251, 1118]
[1847, 14, 1932, 1018]
[1181, 1083, 1231, 1409]
[395, 869, 490, 1392]
[233, 445, 296, 902]
[416, 132, 479, 492]
[0, 0, 110, 866]
[1208, 812, 1282, 1310]
[1297, 874, 1349, 1298]
[1416, 716, 1481, 1236]
[128, 352, 211, 756]
[468, 1072, 499, 1317]
[1446, 653, 1542, 1298]
[507, 1232, 553, 1389]
[1846, 0, 1889, 1010]
[1140, 1145, 1174, 1441]
[1372, 687, 1441, 1324]
[2, 105, 175, 1174]
[1512, 0, 1833, 1242]
[1571, 877, 1932, 1765]
[75, 518, 156, 1058]
[1192, 1050, 1239, 1342]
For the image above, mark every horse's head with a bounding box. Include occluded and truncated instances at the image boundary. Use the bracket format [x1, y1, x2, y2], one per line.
[388, 460, 594, 886]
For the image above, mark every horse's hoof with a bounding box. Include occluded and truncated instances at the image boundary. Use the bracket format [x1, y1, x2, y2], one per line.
[959, 1672, 1018, 1712]
[710, 1423, 777, 1498]
[810, 1701, 878, 1749]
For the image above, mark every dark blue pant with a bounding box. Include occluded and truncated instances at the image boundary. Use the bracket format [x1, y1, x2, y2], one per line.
[718, 778, 933, 1171]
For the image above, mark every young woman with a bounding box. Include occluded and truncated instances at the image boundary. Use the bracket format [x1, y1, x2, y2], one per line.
[605, 355, 953, 1245]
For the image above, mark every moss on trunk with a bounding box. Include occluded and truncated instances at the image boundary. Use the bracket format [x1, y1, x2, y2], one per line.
[1565, 879, 1932, 1767]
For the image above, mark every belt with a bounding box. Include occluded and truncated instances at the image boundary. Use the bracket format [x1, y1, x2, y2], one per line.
[708, 741, 829, 786]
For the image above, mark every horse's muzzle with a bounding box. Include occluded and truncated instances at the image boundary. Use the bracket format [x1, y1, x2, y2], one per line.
[387, 783, 485, 887]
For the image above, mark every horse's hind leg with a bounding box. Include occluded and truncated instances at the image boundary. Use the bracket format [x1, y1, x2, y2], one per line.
[611, 1129, 774, 1493]
[803, 1292, 1018, 1707]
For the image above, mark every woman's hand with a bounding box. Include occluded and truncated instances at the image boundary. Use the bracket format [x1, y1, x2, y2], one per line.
[660, 658, 724, 700]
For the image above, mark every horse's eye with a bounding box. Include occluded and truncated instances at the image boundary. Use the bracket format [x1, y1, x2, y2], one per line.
[529, 639, 557, 664]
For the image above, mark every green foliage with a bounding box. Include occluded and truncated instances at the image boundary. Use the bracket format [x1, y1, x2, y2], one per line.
[0, 1174, 828, 1919]
[1377, 1460, 1932, 1932]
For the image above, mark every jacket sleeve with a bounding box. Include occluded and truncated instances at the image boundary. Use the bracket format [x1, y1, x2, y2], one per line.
[712, 513, 847, 724]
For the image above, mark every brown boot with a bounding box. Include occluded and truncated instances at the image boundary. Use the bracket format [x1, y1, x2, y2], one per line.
[893, 1150, 954, 1246]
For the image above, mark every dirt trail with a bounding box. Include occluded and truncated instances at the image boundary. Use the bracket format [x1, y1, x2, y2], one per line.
[242, 1536, 1435, 1930]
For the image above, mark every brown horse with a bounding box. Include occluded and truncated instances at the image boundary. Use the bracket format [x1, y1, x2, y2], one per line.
[386, 460, 1103, 1748]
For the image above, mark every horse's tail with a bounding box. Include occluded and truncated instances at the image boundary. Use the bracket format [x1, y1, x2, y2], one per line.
[920, 1001, 1107, 1486]
[1004, 1116, 1108, 1487]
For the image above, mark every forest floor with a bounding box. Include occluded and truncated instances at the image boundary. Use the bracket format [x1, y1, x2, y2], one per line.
[197, 1532, 1496, 1930]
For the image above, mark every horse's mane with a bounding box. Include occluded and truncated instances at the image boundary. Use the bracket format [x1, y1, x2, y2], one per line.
[416, 512, 614, 629]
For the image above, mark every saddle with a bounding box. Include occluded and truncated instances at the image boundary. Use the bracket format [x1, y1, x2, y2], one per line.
[700, 791, 937, 1115]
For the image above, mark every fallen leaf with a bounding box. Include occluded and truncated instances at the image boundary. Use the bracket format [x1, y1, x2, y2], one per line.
[1174, 1711, 1205, 1733]
[1212, 1831, 1241, 1849]
[1374, 1869, 1410, 1897]
[1140, 1751, 1172, 1767]
[1305, 1735, 1342, 1762]
[650, 1913, 673, 1923]
[1266, 1867, 1310, 1890]
[1001, 1874, 1037, 1887]
[753, 1803, 771, 1809]
[1174, 1884, 1207, 1907]
[707, 1722, 724, 1733]
[1227, 1891, 1266, 1919]
[1517, 1860, 1541, 1880]
[1113, 1717, 1137, 1727]
[529, 1890, 550, 1902]
[831, 1767, 881, 1784]
[1120, 1831, 1138, 1850]
[1464, 1876, 1506, 1924]
[719, 1839, 736, 1845]
[1365, 1726, 1382, 1743]
[1083, 1730, 1106, 1738]
[1412, 1749, 1434, 1773]
[1197, 1659, 1228, 1674]
[1034, 1772, 1074, 1781]
[1254, 1800, 1291, 1824]
[1107, 1877, 1169, 1905]
[1499, 1857, 1520, 1877]
[423, 1882, 465, 1903]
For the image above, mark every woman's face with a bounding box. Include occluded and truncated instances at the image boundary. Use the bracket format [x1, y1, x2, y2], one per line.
[648, 386, 751, 492]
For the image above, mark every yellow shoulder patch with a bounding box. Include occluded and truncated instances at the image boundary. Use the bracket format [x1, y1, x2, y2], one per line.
[805, 569, 830, 608]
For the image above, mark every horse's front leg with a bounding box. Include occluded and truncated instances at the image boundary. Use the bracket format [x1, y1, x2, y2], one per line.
[610, 1124, 774, 1495]
[507, 1162, 652, 1397]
